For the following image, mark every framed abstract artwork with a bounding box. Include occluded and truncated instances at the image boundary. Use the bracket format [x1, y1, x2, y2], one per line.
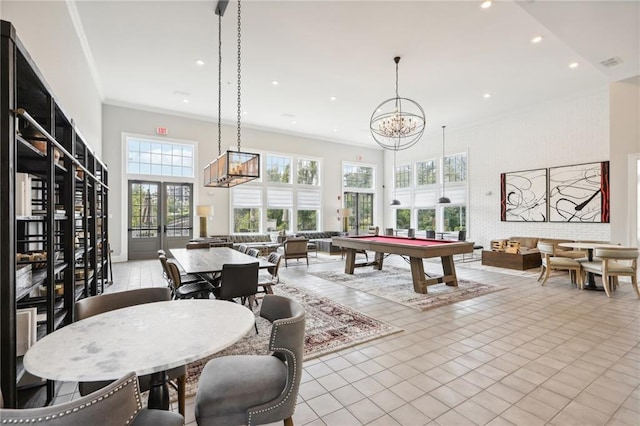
[500, 168, 547, 222]
[548, 161, 610, 223]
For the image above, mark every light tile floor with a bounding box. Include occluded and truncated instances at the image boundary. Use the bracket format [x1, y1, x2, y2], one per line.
[59, 254, 640, 425]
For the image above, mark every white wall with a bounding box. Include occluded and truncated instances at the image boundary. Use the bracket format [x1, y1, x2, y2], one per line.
[610, 75, 640, 246]
[1, 1, 102, 152]
[393, 88, 612, 248]
[102, 105, 384, 261]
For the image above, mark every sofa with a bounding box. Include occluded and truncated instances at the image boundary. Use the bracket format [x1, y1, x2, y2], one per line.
[294, 231, 342, 254]
[484, 236, 587, 270]
[206, 234, 281, 256]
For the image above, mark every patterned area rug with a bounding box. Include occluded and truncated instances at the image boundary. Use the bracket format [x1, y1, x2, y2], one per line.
[180, 284, 401, 398]
[454, 259, 541, 278]
[307, 266, 506, 311]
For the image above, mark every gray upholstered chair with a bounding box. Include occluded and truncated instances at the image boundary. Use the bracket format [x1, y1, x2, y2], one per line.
[281, 238, 309, 267]
[195, 295, 305, 426]
[581, 247, 639, 298]
[213, 261, 259, 306]
[537, 241, 583, 288]
[0, 371, 183, 425]
[237, 244, 249, 254]
[74, 288, 188, 416]
[385, 228, 394, 236]
[426, 230, 436, 239]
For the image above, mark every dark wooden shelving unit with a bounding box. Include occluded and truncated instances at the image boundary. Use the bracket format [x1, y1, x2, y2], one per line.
[0, 19, 109, 408]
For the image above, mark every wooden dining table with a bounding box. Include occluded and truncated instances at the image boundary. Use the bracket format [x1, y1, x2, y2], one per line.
[170, 247, 274, 275]
[558, 242, 623, 290]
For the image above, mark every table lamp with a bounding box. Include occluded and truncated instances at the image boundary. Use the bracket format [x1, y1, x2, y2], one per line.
[196, 205, 215, 238]
[340, 208, 352, 233]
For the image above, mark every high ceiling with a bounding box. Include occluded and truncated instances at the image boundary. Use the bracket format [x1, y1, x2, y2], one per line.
[73, 0, 639, 148]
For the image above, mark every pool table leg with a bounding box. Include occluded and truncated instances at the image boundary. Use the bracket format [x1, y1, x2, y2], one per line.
[409, 257, 428, 293]
[374, 251, 384, 270]
[344, 249, 356, 274]
[441, 255, 458, 287]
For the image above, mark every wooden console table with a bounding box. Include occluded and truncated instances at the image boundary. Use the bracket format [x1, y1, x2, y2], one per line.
[481, 250, 541, 270]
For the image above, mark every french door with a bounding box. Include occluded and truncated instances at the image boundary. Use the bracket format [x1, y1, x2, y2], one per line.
[344, 192, 374, 234]
[128, 180, 193, 259]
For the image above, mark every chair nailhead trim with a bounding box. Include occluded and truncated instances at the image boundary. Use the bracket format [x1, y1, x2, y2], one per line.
[1, 377, 142, 423]
[247, 316, 304, 426]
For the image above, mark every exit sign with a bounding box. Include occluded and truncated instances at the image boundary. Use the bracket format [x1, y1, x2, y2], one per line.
[156, 127, 169, 135]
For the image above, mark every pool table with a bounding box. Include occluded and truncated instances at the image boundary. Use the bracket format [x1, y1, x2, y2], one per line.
[331, 235, 474, 294]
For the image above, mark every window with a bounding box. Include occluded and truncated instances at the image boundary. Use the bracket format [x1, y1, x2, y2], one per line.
[265, 155, 291, 183]
[395, 164, 411, 188]
[417, 208, 436, 231]
[416, 160, 436, 186]
[127, 137, 194, 177]
[297, 159, 319, 185]
[443, 205, 466, 231]
[343, 164, 374, 189]
[396, 209, 411, 229]
[444, 154, 466, 183]
[231, 152, 321, 233]
[233, 208, 260, 233]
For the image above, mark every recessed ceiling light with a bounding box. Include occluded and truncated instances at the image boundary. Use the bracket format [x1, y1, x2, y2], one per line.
[242, 111, 248, 115]
[333, 128, 338, 132]
[483, 93, 491, 99]
[183, 99, 189, 103]
[531, 36, 543, 44]
[569, 62, 579, 68]
[330, 96, 337, 101]
[291, 120, 297, 125]
[195, 59, 205, 66]
[481, 1, 492, 9]
[271, 80, 280, 86]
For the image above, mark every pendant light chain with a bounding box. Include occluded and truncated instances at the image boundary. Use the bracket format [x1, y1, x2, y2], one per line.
[217, 13, 222, 156]
[236, 0, 242, 152]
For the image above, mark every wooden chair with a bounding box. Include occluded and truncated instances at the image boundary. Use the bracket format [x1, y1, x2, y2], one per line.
[246, 247, 260, 258]
[281, 238, 309, 267]
[258, 252, 283, 296]
[165, 259, 215, 299]
[537, 241, 583, 288]
[581, 247, 638, 298]
[0, 372, 184, 425]
[195, 295, 305, 426]
[74, 288, 187, 417]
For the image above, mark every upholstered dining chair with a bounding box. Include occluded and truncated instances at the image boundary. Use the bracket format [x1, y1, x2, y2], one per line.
[74, 288, 187, 416]
[457, 230, 484, 261]
[385, 228, 394, 236]
[258, 252, 283, 296]
[237, 244, 249, 254]
[0, 372, 183, 426]
[165, 259, 216, 299]
[281, 238, 309, 267]
[426, 230, 436, 239]
[581, 247, 639, 298]
[195, 295, 305, 426]
[213, 262, 260, 307]
[537, 241, 583, 288]
[186, 241, 211, 249]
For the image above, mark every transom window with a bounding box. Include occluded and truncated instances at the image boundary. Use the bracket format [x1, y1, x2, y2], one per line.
[297, 159, 320, 185]
[126, 137, 194, 177]
[416, 160, 436, 186]
[343, 164, 374, 189]
[265, 155, 291, 183]
[395, 164, 411, 188]
[444, 154, 466, 182]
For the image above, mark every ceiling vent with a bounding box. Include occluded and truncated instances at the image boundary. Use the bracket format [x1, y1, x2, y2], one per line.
[600, 57, 623, 67]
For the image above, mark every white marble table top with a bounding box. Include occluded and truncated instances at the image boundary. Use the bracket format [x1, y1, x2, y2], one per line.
[558, 242, 623, 251]
[24, 299, 255, 382]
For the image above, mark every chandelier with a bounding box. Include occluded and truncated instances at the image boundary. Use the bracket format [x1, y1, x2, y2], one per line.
[370, 57, 426, 151]
[204, 0, 260, 188]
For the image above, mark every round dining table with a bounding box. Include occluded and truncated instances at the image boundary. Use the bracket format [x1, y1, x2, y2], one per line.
[24, 299, 255, 410]
[558, 242, 622, 290]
